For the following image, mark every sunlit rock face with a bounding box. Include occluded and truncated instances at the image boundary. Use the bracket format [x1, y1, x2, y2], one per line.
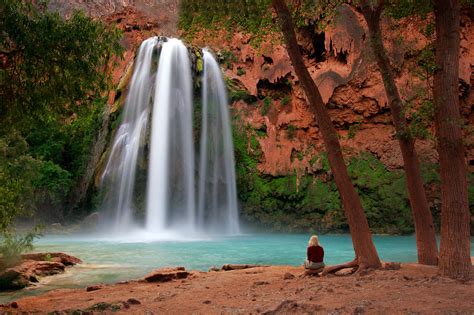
[188, 5, 474, 174]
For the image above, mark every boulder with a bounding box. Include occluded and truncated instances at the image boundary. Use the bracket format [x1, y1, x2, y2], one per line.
[81, 212, 100, 231]
[0, 252, 81, 291]
[0, 269, 29, 290]
[144, 267, 189, 283]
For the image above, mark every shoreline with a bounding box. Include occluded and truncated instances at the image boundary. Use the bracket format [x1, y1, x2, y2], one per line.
[1, 262, 473, 314]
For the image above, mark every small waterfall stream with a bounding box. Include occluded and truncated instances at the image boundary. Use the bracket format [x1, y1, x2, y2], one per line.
[198, 50, 240, 234]
[100, 37, 240, 237]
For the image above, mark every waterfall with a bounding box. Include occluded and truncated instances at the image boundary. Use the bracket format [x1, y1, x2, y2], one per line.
[100, 37, 158, 232]
[100, 37, 239, 237]
[146, 38, 196, 232]
[197, 50, 240, 234]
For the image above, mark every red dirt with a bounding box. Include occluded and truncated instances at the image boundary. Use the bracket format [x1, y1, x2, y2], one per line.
[3, 263, 473, 314]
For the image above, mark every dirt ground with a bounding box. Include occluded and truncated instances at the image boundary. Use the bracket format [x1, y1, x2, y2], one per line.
[2, 261, 473, 314]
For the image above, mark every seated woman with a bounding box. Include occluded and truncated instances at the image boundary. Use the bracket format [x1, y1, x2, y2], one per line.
[304, 235, 325, 274]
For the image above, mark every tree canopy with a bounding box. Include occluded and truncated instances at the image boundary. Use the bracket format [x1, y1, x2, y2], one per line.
[0, 0, 123, 247]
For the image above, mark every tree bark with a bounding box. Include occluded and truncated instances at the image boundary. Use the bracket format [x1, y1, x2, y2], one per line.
[272, 0, 381, 269]
[359, 0, 438, 265]
[433, 0, 471, 280]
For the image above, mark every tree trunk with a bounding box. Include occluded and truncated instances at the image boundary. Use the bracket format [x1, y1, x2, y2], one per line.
[359, 0, 438, 265]
[272, 0, 381, 269]
[433, 0, 471, 280]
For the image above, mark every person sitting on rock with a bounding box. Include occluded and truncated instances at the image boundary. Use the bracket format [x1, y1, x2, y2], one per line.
[304, 235, 325, 274]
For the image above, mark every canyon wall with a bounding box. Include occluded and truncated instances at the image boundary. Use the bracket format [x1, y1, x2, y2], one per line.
[49, 1, 473, 233]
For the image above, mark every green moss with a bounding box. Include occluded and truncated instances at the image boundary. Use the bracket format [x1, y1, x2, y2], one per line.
[280, 95, 290, 107]
[233, 123, 421, 234]
[261, 97, 271, 116]
[286, 124, 297, 140]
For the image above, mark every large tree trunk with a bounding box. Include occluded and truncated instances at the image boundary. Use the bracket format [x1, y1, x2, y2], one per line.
[272, 0, 381, 269]
[433, 0, 471, 280]
[359, 0, 438, 266]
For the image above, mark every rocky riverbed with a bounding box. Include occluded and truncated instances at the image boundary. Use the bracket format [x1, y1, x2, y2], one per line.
[1, 261, 473, 314]
[0, 253, 81, 291]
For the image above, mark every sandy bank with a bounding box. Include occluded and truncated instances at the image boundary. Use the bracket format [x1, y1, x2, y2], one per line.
[1, 262, 473, 314]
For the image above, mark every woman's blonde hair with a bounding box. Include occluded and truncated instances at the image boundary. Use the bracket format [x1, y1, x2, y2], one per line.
[308, 235, 319, 247]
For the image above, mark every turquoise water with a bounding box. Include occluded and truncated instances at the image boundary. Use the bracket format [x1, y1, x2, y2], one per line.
[1, 234, 473, 304]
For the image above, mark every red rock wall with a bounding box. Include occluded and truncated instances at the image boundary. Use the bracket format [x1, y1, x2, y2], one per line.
[187, 5, 473, 176]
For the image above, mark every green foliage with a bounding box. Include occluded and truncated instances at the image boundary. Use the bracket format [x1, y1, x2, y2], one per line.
[0, 229, 40, 268]
[0, 0, 123, 128]
[219, 49, 237, 69]
[415, 44, 437, 79]
[347, 123, 361, 139]
[237, 67, 246, 76]
[233, 123, 417, 234]
[261, 97, 272, 116]
[347, 153, 412, 234]
[385, 0, 433, 19]
[0, 1, 123, 233]
[404, 97, 435, 140]
[179, 0, 274, 41]
[289, 0, 345, 30]
[0, 134, 41, 231]
[280, 95, 290, 107]
[287, 124, 297, 140]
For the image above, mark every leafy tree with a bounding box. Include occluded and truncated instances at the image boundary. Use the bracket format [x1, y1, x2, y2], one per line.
[0, 0, 123, 261]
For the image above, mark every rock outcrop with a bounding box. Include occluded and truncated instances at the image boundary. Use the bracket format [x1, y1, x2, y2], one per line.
[187, 5, 473, 175]
[143, 267, 189, 283]
[0, 253, 82, 290]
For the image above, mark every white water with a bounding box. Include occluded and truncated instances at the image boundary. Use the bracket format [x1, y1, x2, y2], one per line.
[197, 50, 240, 234]
[100, 37, 158, 232]
[146, 38, 196, 233]
[100, 38, 239, 237]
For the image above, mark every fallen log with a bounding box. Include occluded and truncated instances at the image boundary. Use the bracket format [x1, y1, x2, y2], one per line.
[322, 257, 359, 276]
[221, 264, 267, 271]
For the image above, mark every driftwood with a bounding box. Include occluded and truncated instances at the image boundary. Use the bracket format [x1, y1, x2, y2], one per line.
[221, 264, 267, 271]
[321, 257, 359, 276]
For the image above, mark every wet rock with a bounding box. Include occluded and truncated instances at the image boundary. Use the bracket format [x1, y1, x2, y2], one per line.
[283, 272, 295, 280]
[0, 252, 81, 290]
[144, 267, 189, 282]
[0, 269, 29, 290]
[86, 284, 104, 292]
[9, 301, 18, 309]
[203, 300, 212, 304]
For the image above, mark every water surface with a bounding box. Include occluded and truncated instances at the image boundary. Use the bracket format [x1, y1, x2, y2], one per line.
[1, 234, 472, 304]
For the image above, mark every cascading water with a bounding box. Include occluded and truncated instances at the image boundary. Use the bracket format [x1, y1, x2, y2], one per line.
[100, 37, 158, 232]
[100, 37, 239, 237]
[146, 38, 196, 232]
[197, 50, 240, 234]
